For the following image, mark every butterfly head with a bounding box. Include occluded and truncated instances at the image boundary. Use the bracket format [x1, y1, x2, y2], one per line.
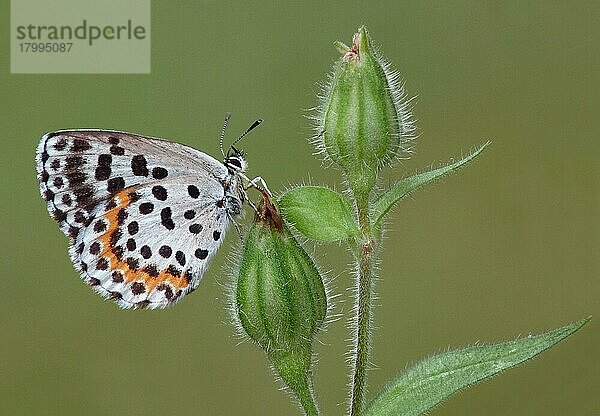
[219, 114, 261, 174]
[224, 149, 248, 173]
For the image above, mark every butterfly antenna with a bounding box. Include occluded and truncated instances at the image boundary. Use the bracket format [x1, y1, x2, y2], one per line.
[219, 112, 232, 158]
[228, 119, 263, 154]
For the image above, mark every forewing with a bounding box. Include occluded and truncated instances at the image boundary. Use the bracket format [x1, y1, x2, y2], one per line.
[36, 129, 227, 236]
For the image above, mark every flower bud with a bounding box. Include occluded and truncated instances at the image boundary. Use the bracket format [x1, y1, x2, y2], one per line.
[235, 192, 327, 413]
[316, 26, 415, 198]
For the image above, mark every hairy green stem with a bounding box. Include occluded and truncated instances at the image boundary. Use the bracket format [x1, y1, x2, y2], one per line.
[271, 348, 320, 415]
[350, 196, 376, 416]
[296, 379, 319, 416]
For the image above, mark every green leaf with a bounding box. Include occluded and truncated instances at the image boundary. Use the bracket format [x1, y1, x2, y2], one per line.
[279, 186, 359, 242]
[363, 317, 590, 416]
[371, 142, 489, 227]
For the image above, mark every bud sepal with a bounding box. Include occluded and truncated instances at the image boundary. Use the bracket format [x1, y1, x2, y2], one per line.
[234, 192, 328, 415]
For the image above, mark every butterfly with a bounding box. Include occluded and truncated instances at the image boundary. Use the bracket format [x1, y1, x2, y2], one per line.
[36, 114, 268, 309]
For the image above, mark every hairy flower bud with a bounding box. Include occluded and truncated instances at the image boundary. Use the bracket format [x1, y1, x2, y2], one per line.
[315, 26, 416, 198]
[235, 192, 327, 414]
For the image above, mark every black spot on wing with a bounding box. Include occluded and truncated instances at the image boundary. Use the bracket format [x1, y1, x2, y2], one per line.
[112, 246, 124, 261]
[131, 282, 146, 295]
[107, 177, 125, 193]
[112, 271, 124, 283]
[140, 245, 152, 259]
[166, 265, 181, 277]
[64, 155, 85, 170]
[44, 189, 55, 201]
[73, 211, 86, 224]
[110, 145, 125, 156]
[89, 242, 101, 255]
[74, 185, 94, 208]
[144, 264, 159, 277]
[188, 185, 199, 198]
[126, 238, 136, 251]
[96, 258, 109, 270]
[117, 208, 128, 225]
[127, 221, 139, 235]
[126, 257, 139, 271]
[195, 249, 208, 260]
[71, 139, 92, 152]
[139, 202, 154, 214]
[152, 167, 168, 179]
[52, 176, 64, 188]
[95, 154, 112, 180]
[93, 219, 107, 233]
[152, 185, 167, 201]
[159, 245, 172, 258]
[65, 170, 87, 188]
[175, 251, 186, 266]
[128, 191, 141, 203]
[161, 207, 175, 230]
[61, 194, 72, 206]
[189, 223, 202, 234]
[131, 155, 148, 176]
[54, 137, 67, 151]
[110, 228, 122, 247]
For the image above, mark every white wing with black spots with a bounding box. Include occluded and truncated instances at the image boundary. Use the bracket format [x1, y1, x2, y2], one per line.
[74, 180, 231, 308]
[36, 129, 247, 309]
[36, 129, 228, 236]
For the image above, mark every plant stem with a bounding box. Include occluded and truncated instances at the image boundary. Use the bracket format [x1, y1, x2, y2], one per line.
[272, 350, 320, 416]
[350, 196, 376, 416]
[296, 380, 319, 416]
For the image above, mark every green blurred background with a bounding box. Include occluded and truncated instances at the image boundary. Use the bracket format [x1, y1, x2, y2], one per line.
[1, 2, 598, 415]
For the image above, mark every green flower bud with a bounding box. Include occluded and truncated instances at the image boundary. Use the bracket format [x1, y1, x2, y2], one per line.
[315, 26, 416, 199]
[235, 192, 327, 415]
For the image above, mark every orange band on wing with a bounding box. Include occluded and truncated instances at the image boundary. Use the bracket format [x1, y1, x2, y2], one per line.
[97, 190, 190, 292]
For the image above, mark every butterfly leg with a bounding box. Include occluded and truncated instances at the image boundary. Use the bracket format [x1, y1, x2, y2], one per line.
[246, 176, 272, 196]
[238, 172, 272, 196]
[228, 213, 244, 241]
[245, 196, 259, 213]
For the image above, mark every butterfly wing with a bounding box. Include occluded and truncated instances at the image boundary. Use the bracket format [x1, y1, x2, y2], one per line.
[76, 179, 230, 308]
[36, 130, 236, 309]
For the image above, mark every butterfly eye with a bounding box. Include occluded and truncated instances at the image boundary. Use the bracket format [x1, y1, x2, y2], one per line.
[226, 157, 243, 171]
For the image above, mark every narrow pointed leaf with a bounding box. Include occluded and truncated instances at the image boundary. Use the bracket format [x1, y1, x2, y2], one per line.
[363, 317, 590, 416]
[279, 186, 359, 242]
[333, 40, 350, 54]
[372, 142, 489, 227]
